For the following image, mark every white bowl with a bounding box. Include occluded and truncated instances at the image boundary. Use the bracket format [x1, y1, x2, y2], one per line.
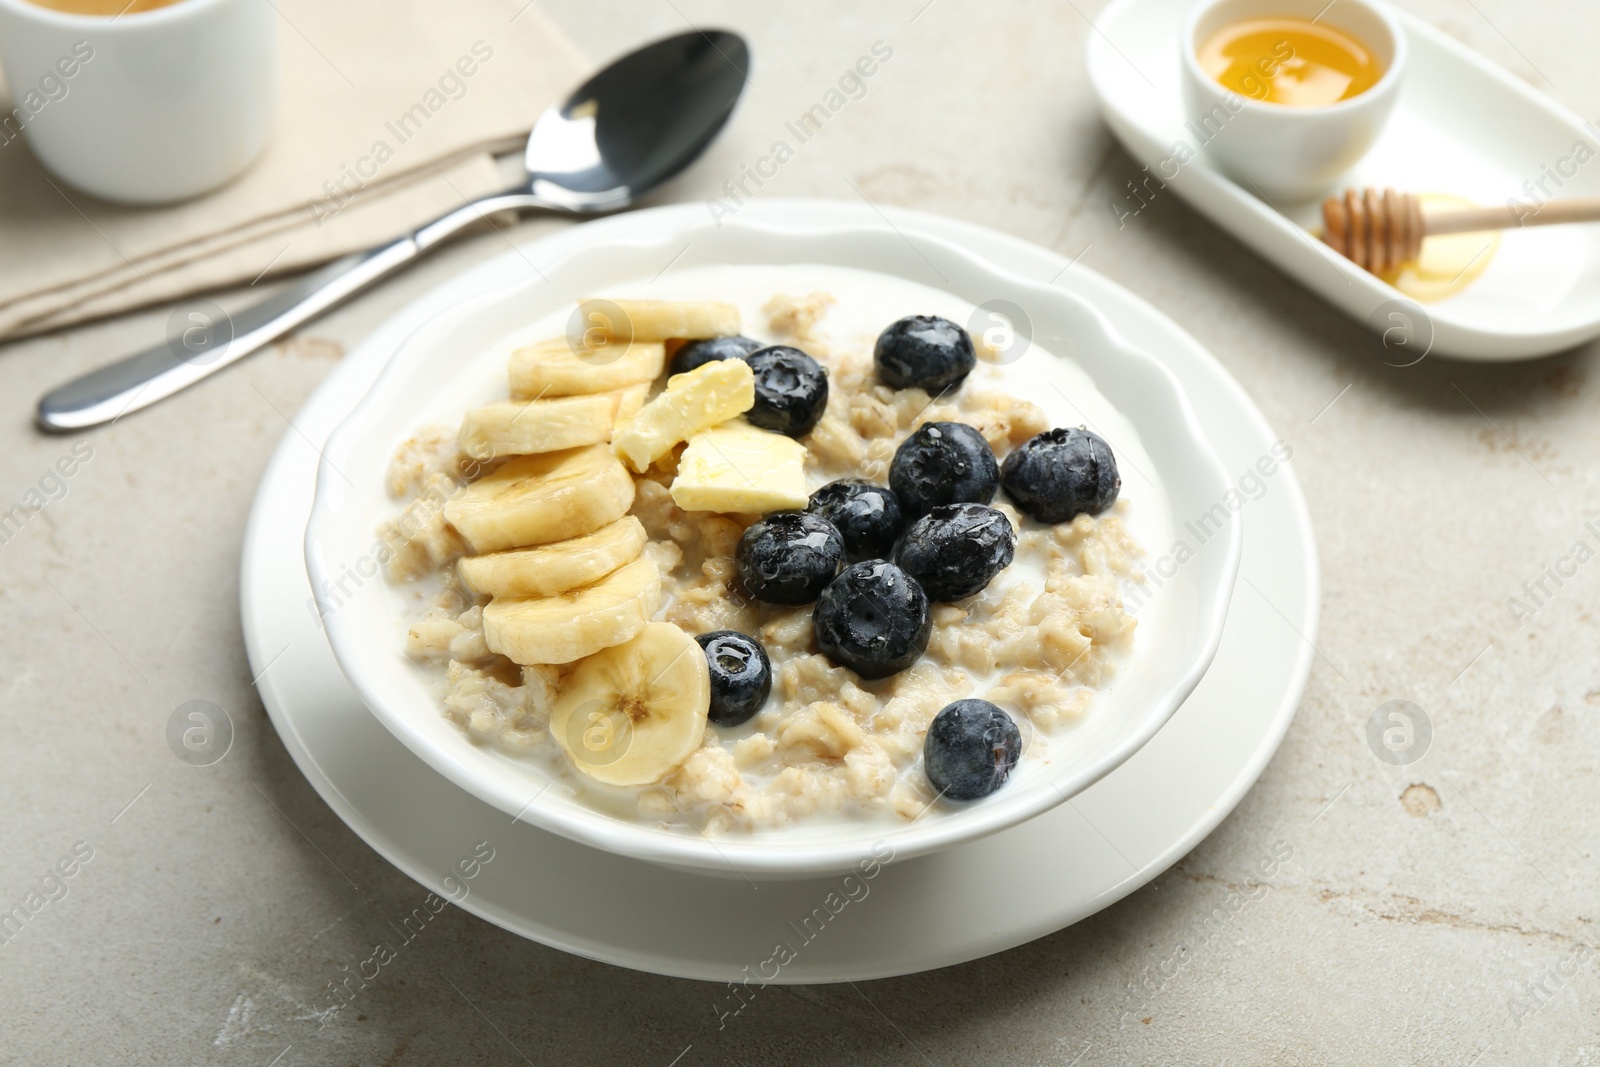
[303, 205, 1242, 879]
[1179, 0, 1407, 202]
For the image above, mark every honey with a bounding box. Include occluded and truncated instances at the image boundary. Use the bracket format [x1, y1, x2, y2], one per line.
[1389, 194, 1500, 301]
[1199, 17, 1383, 106]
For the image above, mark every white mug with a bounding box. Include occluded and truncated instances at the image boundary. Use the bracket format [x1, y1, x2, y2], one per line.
[0, 0, 277, 204]
[1179, 0, 1406, 202]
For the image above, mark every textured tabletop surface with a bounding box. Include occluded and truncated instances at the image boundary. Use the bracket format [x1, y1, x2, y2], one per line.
[3, 1, 1598, 1063]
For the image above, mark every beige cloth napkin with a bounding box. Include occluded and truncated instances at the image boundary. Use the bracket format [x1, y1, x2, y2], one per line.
[0, 0, 588, 341]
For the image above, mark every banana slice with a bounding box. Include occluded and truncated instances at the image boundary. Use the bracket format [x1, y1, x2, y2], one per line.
[579, 298, 740, 343]
[443, 445, 634, 553]
[509, 338, 665, 399]
[482, 557, 662, 666]
[457, 516, 647, 598]
[610, 358, 755, 473]
[550, 621, 710, 786]
[458, 385, 646, 461]
[614, 382, 651, 420]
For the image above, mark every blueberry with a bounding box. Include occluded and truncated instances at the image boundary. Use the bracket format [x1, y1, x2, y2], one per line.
[807, 480, 906, 562]
[669, 334, 763, 378]
[745, 345, 829, 437]
[874, 315, 976, 392]
[1000, 427, 1121, 523]
[888, 421, 999, 517]
[813, 560, 932, 679]
[895, 503, 1016, 602]
[735, 511, 844, 604]
[695, 630, 772, 727]
[923, 699, 1022, 801]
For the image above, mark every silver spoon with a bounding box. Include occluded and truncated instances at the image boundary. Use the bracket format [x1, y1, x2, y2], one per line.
[36, 29, 750, 432]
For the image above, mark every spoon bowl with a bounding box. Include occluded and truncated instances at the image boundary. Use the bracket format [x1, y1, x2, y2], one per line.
[526, 30, 748, 210]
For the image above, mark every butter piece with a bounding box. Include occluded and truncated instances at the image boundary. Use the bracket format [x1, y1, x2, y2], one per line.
[671, 419, 810, 513]
[611, 359, 755, 473]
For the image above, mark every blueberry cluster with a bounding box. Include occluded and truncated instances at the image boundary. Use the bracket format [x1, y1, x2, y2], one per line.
[730, 473, 1016, 677]
[692, 312, 1125, 804]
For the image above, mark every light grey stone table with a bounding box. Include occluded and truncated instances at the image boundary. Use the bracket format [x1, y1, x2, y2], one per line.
[3, 1, 1598, 1063]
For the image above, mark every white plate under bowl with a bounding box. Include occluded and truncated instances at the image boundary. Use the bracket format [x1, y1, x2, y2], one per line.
[1090, 0, 1600, 360]
[304, 213, 1242, 879]
[243, 200, 1316, 982]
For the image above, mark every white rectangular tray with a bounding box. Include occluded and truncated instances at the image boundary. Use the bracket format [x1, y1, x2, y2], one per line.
[1088, 0, 1600, 360]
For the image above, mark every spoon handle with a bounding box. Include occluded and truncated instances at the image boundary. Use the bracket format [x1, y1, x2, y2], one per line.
[35, 187, 552, 433]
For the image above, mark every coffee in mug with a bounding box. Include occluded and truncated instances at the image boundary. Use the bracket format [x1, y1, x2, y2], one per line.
[21, 0, 188, 14]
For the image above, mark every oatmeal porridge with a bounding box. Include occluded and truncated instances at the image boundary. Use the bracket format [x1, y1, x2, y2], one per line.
[378, 266, 1166, 835]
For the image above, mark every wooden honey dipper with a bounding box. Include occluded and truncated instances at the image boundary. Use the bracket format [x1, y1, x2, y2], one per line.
[1321, 187, 1600, 274]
